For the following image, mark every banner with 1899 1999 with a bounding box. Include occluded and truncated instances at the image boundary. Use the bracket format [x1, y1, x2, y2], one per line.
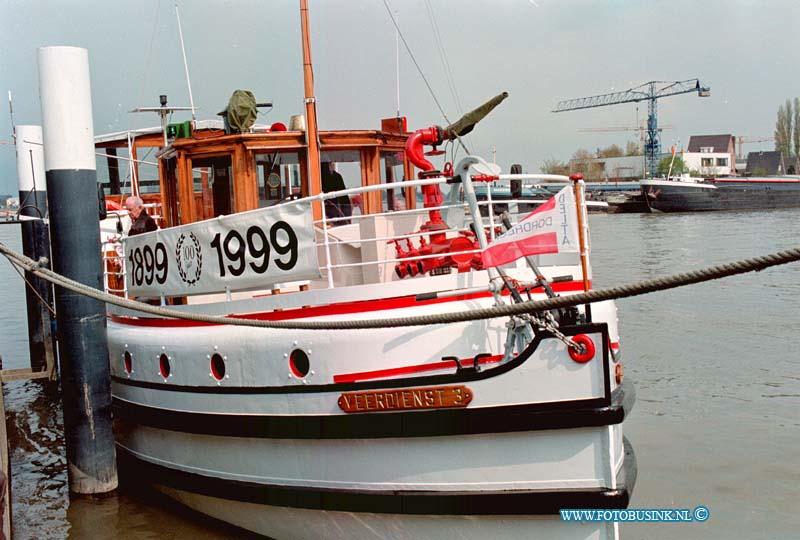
[122, 201, 320, 297]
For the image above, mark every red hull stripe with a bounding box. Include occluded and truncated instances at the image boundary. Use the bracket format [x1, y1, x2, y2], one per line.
[710, 178, 800, 184]
[109, 280, 590, 328]
[333, 354, 504, 383]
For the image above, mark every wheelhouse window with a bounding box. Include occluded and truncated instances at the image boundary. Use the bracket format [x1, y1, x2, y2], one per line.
[320, 150, 361, 190]
[255, 151, 301, 207]
[380, 150, 408, 212]
[192, 155, 233, 219]
[134, 147, 161, 194]
[96, 146, 160, 195]
[96, 147, 129, 196]
[320, 150, 361, 222]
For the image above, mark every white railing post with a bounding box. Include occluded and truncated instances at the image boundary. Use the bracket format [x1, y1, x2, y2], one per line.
[320, 198, 335, 288]
[102, 252, 109, 292]
[486, 182, 496, 241]
[120, 250, 128, 299]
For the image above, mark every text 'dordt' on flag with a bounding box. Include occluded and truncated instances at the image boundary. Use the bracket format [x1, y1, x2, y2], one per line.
[482, 185, 580, 267]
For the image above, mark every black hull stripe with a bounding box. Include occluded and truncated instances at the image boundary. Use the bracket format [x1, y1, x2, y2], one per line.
[111, 323, 609, 395]
[113, 379, 634, 439]
[118, 437, 637, 516]
[646, 186, 800, 212]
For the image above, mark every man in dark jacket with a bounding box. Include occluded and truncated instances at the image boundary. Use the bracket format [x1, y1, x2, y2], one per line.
[125, 195, 158, 236]
[321, 162, 351, 225]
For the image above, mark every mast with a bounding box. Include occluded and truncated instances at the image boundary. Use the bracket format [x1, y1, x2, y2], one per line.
[300, 0, 322, 219]
[395, 9, 400, 117]
[175, 3, 197, 121]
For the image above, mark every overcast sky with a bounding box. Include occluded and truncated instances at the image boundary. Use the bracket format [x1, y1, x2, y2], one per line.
[1, 0, 799, 194]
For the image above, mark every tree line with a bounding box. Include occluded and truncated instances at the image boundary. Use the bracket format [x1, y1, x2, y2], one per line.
[775, 97, 800, 170]
[543, 98, 800, 179]
[541, 141, 640, 178]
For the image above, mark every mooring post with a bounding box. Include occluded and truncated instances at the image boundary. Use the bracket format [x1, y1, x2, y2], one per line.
[14, 125, 56, 374]
[38, 46, 117, 495]
[0, 356, 10, 540]
[106, 148, 121, 196]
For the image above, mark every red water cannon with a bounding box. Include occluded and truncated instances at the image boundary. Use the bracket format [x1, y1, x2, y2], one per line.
[405, 126, 448, 233]
[392, 231, 484, 279]
[404, 92, 508, 233]
[396, 92, 508, 279]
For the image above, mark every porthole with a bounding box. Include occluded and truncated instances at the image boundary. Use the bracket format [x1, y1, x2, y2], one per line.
[211, 353, 226, 381]
[123, 351, 133, 374]
[159, 354, 171, 379]
[289, 349, 310, 378]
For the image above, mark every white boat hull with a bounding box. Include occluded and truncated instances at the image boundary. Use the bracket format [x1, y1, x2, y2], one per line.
[160, 486, 621, 540]
[109, 276, 635, 539]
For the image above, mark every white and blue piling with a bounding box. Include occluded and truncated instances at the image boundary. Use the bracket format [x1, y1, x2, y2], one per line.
[38, 46, 117, 495]
[14, 124, 56, 373]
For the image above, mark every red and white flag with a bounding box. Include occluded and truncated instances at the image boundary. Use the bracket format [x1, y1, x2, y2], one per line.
[482, 185, 580, 267]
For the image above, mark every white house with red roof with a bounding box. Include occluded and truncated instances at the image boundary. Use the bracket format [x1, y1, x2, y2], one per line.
[682, 134, 736, 176]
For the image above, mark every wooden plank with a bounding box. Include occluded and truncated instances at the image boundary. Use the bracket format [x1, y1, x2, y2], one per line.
[39, 305, 56, 382]
[232, 145, 257, 213]
[320, 130, 389, 145]
[380, 116, 408, 134]
[157, 156, 172, 228]
[360, 148, 381, 215]
[243, 137, 306, 151]
[200, 169, 213, 220]
[319, 143, 379, 149]
[176, 133, 303, 154]
[171, 130, 406, 154]
[131, 144, 140, 197]
[176, 142, 237, 157]
[177, 152, 197, 224]
[0, 368, 51, 383]
[0, 356, 11, 540]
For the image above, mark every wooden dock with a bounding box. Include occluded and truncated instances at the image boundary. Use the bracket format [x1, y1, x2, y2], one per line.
[0, 362, 9, 540]
[0, 353, 57, 540]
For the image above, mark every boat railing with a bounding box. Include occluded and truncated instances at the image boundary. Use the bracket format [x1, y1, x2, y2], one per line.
[308, 173, 568, 289]
[142, 202, 164, 226]
[101, 240, 128, 298]
[309, 176, 471, 288]
[103, 172, 572, 301]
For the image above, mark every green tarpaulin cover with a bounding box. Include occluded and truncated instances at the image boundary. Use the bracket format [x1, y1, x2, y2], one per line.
[226, 90, 258, 133]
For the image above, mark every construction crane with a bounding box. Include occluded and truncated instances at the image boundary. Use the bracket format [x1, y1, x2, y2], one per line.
[554, 79, 710, 177]
[578, 125, 674, 149]
[577, 125, 673, 133]
[736, 136, 774, 160]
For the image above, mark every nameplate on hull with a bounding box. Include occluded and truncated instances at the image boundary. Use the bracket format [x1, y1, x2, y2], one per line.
[338, 386, 473, 413]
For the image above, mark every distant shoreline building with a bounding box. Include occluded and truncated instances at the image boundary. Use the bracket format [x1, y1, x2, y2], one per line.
[745, 150, 797, 176]
[567, 154, 667, 182]
[563, 133, 794, 180]
[682, 134, 736, 176]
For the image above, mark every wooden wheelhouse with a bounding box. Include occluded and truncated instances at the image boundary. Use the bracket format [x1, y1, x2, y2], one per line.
[153, 118, 417, 229]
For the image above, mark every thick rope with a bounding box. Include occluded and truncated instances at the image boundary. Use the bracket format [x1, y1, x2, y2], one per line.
[1, 241, 799, 331]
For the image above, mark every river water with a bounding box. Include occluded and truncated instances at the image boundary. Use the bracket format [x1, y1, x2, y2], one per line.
[0, 210, 798, 539]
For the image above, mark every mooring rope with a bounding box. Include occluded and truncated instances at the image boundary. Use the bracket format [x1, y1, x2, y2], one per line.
[1, 241, 799, 331]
